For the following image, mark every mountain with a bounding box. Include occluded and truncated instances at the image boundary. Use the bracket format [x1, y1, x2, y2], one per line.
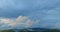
[18, 28, 60, 32]
[0, 28, 60, 32]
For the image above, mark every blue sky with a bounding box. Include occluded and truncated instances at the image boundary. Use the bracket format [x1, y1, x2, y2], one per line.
[0, 0, 60, 29]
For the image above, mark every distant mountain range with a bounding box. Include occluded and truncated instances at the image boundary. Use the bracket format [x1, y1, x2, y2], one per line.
[0, 28, 60, 32]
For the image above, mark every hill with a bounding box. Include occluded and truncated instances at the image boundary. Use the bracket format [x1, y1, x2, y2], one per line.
[0, 28, 60, 32]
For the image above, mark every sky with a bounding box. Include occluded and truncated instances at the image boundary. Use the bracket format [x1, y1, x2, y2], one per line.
[0, 0, 60, 29]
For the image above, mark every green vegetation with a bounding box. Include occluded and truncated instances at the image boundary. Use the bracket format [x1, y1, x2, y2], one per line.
[43, 29, 60, 32]
[0, 28, 60, 32]
[18, 29, 60, 32]
[0, 30, 15, 32]
[18, 29, 33, 32]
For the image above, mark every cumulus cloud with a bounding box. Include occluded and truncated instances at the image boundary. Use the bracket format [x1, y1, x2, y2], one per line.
[0, 16, 60, 29]
[0, 16, 38, 29]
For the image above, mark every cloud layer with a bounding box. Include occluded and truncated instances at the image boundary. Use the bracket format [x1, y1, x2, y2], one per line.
[0, 16, 38, 30]
[0, 0, 60, 18]
[0, 16, 60, 29]
[0, 0, 60, 29]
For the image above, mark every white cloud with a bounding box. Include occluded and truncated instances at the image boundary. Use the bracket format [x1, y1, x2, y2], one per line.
[0, 16, 37, 29]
